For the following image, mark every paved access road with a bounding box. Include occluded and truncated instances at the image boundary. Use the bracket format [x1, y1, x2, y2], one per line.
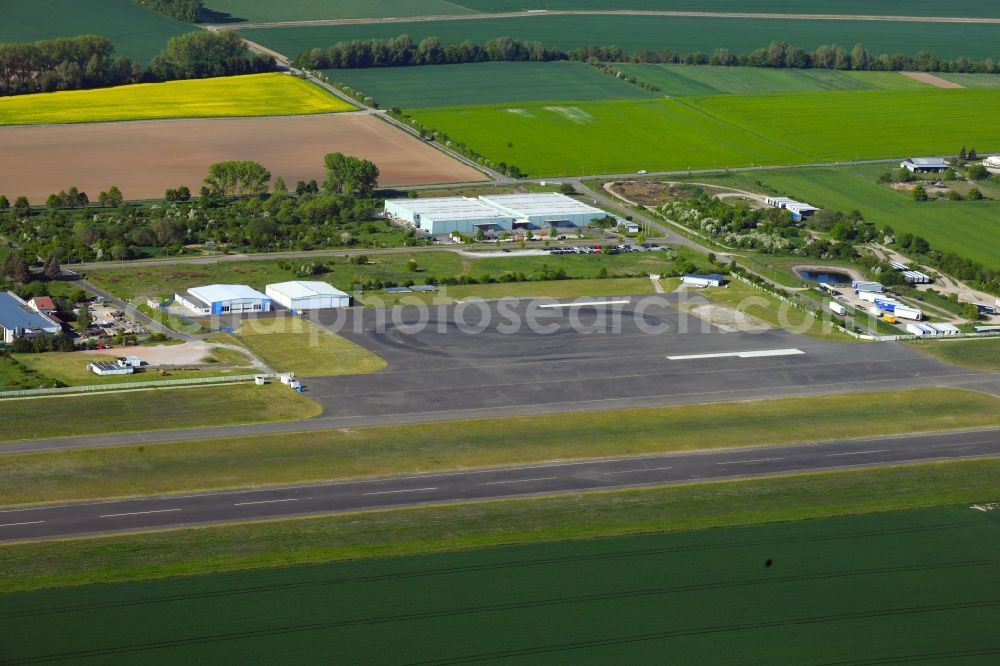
[1, 428, 996, 543]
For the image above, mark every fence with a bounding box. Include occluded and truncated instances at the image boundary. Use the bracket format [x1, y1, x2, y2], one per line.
[0, 373, 275, 400]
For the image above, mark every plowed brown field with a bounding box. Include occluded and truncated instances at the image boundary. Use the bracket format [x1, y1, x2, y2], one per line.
[0, 113, 484, 202]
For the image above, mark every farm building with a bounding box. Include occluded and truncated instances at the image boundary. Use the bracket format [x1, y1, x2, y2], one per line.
[984, 155, 1000, 175]
[174, 284, 271, 316]
[682, 274, 726, 288]
[478, 193, 606, 229]
[900, 157, 949, 173]
[384, 193, 607, 236]
[764, 196, 819, 222]
[0, 291, 62, 344]
[384, 197, 514, 236]
[266, 281, 350, 312]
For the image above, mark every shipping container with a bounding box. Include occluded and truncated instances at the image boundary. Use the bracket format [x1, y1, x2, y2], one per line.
[894, 305, 923, 321]
[829, 302, 847, 316]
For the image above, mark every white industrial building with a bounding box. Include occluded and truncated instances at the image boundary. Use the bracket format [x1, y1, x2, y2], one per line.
[764, 196, 819, 221]
[174, 284, 272, 316]
[906, 322, 960, 336]
[266, 281, 350, 312]
[900, 157, 949, 173]
[682, 273, 726, 288]
[384, 193, 606, 236]
[0, 291, 62, 344]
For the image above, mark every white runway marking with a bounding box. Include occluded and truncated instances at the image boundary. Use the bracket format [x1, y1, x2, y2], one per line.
[716, 458, 784, 465]
[99, 508, 183, 518]
[602, 466, 674, 475]
[363, 487, 437, 496]
[667, 348, 804, 360]
[537, 300, 630, 309]
[234, 498, 308, 507]
[483, 477, 558, 485]
[0, 521, 45, 528]
[827, 449, 891, 457]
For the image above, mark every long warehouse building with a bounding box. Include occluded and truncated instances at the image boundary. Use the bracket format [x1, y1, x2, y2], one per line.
[385, 193, 607, 235]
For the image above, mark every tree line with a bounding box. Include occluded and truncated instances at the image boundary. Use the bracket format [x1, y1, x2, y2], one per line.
[0, 31, 273, 97]
[296, 33, 1000, 75]
[0, 153, 393, 266]
[135, 0, 204, 22]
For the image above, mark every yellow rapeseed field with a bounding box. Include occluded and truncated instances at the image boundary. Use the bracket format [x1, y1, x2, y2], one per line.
[0, 73, 355, 125]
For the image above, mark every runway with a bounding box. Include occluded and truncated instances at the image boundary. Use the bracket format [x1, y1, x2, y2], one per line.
[1, 427, 996, 543]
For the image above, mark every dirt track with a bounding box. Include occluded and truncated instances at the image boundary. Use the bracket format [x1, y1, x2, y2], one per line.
[0, 114, 484, 203]
[901, 71, 964, 88]
[217, 10, 1000, 34]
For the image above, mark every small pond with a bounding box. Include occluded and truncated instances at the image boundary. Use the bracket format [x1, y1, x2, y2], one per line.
[796, 269, 854, 284]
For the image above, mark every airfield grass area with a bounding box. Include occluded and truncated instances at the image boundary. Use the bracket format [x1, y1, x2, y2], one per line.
[0, 384, 320, 443]
[361, 277, 665, 306]
[84, 250, 700, 302]
[687, 166, 1000, 269]
[230, 318, 386, 378]
[0, 457, 997, 592]
[244, 14, 1000, 63]
[910, 338, 1000, 371]
[11, 352, 252, 387]
[0, 74, 353, 126]
[408, 89, 1000, 176]
[0, 0, 191, 62]
[325, 61, 654, 109]
[616, 64, 930, 96]
[2, 502, 997, 664]
[3, 388, 996, 505]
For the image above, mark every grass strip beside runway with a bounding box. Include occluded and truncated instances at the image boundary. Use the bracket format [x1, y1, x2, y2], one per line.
[1, 457, 998, 593]
[1, 388, 996, 505]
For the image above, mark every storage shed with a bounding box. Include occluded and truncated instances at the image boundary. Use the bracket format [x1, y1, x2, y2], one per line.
[266, 281, 350, 312]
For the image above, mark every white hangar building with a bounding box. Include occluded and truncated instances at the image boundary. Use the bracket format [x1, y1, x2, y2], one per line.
[266, 281, 350, 312]
[384, 193, 607, 235]
[174, 284, 272, 315]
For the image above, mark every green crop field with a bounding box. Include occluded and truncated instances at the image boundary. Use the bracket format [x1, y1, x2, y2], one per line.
[0, 73, 353, 126]
[456, 0, 1000, 17]
[0, 0, 192, 63]
[407, 89, 1000, 177]
[203, 0, 473, 22]
[244, 14, 1000, 62]
[691, 166, 1000, 269]
[325, 61, 654, 108]
[936, 72, 1000, 88]
[2, 504, 997, 663]
[617, 64, 930, 96]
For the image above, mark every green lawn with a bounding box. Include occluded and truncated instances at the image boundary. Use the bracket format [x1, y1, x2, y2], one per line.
[84, 250, 696, 302]
[324, 61, 654, 109]
[203, 0, 473, 22]
[0, 356, 52, 391]
[12, 352, 251, 386]
[2, 502, 997, 663]
[2, 388, 995, 505]
[0, 383, 320, 442]
[1, 457, 997, 597]
[910, 337, 1000, 371]
[245, 14, 1000, 62]
[406, 89, 1000, 177]
[364, 276, 666, 306]
[617, 64, 929, 96]
[233, 318, 386, 377]
[0, 0, 192, 62]
[691, 166, 1000, 270]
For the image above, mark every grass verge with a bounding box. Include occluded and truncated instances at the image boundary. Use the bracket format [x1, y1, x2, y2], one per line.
[1, 457, 997, 593]
[11, 352, 251, 386]
[1, 388, 996, 505]
[909, 337, 1000, 371]
[231, 318, 386, 377]
[0, 383, 320, 442]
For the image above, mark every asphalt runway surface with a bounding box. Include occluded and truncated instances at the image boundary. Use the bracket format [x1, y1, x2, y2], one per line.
[2, 427, 996, 543]
[4, 294, 998, 456]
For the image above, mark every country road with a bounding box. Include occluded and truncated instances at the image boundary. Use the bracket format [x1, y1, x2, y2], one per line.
[1, 427, 996, 542]
[209, 9, 1000, 32]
